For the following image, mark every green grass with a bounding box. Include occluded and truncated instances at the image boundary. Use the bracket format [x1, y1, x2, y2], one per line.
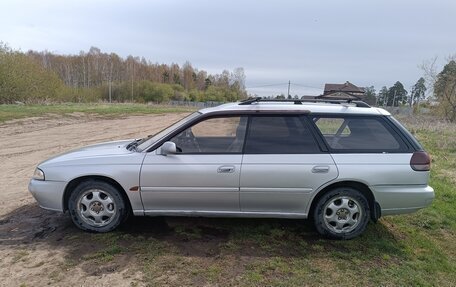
[0, 103, 196, 123]
[82, 244, 123, 263]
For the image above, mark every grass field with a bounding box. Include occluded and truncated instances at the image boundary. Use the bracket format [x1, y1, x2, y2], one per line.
[0, 103, 197, 123]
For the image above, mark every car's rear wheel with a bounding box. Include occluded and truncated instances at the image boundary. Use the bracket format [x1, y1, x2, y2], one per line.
[313, 187, 370, 239]
[68, 180, 127, 232]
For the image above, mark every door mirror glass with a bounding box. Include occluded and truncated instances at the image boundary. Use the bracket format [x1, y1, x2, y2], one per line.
[160, 141, 177, 155]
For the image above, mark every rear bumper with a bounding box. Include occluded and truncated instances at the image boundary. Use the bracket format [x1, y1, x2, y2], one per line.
[371, 185, 434, 215]
[28, 179, 67, 212]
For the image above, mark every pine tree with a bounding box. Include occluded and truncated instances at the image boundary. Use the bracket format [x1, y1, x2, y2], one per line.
[410, 77, 427, 106]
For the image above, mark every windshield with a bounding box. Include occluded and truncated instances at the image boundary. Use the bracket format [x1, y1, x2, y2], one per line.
[135, 112, 201, 152]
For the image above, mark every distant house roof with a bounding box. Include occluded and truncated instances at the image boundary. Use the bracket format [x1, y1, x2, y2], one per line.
[324, 81, 364, 95]
[317, 91, 361, 100]
[301, 95, 317, 100]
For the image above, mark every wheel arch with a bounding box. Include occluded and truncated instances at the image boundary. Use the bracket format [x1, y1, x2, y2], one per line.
[308, 180, 380, 222]
[63, 175, 132, 214]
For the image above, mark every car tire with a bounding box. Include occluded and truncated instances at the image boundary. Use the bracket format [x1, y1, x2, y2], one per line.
[68, 180, 128, 232]
[313, 187, 370, 240]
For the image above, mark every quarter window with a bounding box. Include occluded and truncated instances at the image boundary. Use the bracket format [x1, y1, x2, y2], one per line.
[314, 116, 404, 151]
[244, 116, 320, 154]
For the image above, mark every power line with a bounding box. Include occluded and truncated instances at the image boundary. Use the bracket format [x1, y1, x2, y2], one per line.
[289, 83, 323, 90]
[246, 82, 323, 91]
[245, 82, 289, 89]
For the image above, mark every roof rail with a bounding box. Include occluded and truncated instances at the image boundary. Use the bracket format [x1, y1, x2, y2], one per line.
[238, 97, 370, 108]
[238, 97, 262, 105]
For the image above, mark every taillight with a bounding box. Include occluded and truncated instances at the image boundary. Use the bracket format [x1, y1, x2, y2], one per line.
[410, 151, 431, 171]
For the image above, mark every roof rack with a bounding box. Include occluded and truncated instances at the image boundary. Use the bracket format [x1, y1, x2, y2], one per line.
[238, 97, 370, 108]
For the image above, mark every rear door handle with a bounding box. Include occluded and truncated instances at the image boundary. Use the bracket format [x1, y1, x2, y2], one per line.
[217, 165, 235, 173]
[312, 166, 330, 173]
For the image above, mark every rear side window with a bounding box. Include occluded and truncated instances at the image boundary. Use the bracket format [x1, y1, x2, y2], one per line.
[313, 116, 406, 152]
[244, 115, 320, 154]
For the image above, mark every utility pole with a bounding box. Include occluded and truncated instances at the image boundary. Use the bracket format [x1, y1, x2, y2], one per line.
[287, 80, 291, 97]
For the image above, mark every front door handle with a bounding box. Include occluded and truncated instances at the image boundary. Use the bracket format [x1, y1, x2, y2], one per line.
[217, 165, 235, 173]
[312, 166, 330, 173]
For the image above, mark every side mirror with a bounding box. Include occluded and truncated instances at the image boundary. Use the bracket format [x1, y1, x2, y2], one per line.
[160, 141, 177, 155]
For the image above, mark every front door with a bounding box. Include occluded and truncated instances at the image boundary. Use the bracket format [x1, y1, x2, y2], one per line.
[140, 115, 247, 213]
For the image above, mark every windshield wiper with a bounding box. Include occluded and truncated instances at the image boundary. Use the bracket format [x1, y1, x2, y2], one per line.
[127, 134, 155, 152]
[127, 139, 141, 151]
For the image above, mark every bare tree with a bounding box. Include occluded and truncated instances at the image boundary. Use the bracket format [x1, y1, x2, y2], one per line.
[420, 56, 438, 99]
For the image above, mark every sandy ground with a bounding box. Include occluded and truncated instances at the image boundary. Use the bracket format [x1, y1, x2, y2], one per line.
[0, 113, 188, 286]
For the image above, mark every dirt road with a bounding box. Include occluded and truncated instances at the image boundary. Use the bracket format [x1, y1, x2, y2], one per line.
[0, 113, 188, 286]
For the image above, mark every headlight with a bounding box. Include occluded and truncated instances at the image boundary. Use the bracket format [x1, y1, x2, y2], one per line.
[33, 168, 45, 181]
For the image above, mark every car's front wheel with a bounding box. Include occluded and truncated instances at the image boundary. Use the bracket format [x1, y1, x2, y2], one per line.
[68, 180, 128, 232]
[313, 187, 370, 239]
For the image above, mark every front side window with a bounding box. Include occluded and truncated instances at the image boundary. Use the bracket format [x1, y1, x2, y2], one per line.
[136, 112, 201, 151]
[170, 116, 247, 153]
[314, 116, 405, 151]
[244, 115, 320, 154]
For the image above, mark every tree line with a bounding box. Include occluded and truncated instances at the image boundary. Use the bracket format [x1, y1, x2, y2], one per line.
[362, 57, 456, 122]
[1, 42, 455, 122]
[363, 78, 426, 108]
[0, 43, 247, 104]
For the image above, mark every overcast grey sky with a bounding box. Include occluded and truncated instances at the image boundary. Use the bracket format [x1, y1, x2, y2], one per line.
[1, 0, 455, 96]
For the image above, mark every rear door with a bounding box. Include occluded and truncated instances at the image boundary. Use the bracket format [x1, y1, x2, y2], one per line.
[239, 115, 338, 214]
[311, 115, 419, 210]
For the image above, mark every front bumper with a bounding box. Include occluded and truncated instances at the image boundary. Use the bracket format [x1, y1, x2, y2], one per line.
[28, 179, 67, 212]
[372, 185, 435, 215]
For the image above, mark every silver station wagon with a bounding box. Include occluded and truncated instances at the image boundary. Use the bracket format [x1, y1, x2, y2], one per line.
[29, 98, 434, 239]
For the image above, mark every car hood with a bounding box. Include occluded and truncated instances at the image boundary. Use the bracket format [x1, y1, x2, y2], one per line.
[38, 139, 136, 167]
